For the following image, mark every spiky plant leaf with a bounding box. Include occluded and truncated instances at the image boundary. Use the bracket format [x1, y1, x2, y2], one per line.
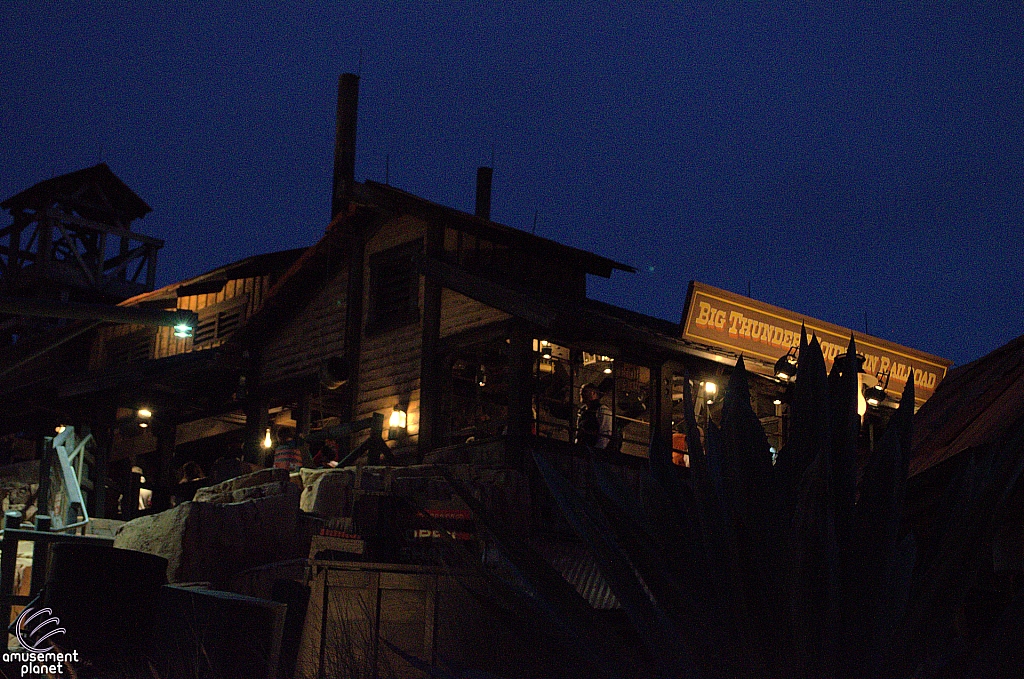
[443, 471, 633, 679]
[533, 450, 698, 679]
[828, 336, 860, 551]
[844, 374, 915, 677]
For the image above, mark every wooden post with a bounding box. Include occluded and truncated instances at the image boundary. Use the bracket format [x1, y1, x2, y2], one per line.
[146, 245, 158, 290]
[244, 395, 269, 466]
[8, 212, 24, 282]
[506, 323, 535, 468]
[30, 515, 50, 598]
[118, 235, 129, 282]
[91, 420, 114, 519]
[38, 212, 52, 280]
[153, 415, 177, 511]
[417, 224, 443, 460]
[339, 218, 366, 453]
[653, 362, 675, 458]
[124, 469, 141, 520]
[242, 348, 269, 464]
[296, 391, 313, 438]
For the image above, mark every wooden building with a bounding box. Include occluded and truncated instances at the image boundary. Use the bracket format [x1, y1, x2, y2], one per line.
[0, 76, 951, 529]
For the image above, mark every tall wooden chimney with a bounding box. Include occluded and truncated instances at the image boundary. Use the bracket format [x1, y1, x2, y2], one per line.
[475, 166, 493, 221]
[331, 73, 359, 220]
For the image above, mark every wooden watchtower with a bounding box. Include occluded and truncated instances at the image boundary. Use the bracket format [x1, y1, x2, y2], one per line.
[0, 163, 164, 341]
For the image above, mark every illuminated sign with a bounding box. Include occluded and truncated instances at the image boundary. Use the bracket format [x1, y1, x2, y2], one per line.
[681, 281, 952, 405]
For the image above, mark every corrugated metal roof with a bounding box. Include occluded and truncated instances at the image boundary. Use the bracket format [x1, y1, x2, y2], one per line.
[533, 539, 620, 610]
[910, 333, 1024, 477]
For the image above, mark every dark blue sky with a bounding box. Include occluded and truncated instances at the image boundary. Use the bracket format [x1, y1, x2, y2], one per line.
[3, 3, 1023, 366]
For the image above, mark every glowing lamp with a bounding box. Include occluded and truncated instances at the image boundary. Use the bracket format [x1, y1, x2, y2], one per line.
[173, 323, 193, 339]
[774, 347, 798, 381]
[262, 428, 273, 449]
[865, 385, 887, 407]
[138, 408, 152, 419]
[389, 404, 407, 440]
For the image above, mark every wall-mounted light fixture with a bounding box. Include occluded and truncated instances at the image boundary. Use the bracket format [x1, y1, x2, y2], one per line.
[865, 370, 890, 407]
[774, 347, 799, 381]
[389, 404, 407, 440]
[262, 428, 274, 449]
[703, 380, 718, 405]
[172, 310, 195, 339]
[540, 341, 552, 360]
[601, 356, 614, 374]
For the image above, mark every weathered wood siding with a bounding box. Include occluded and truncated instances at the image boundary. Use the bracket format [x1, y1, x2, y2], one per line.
[262, 268, 348, 385]
[90, 275, 270, 369]
[169, 276, 269, 356]
[439, 289, 510, 338]
[354, 216, 426, 455]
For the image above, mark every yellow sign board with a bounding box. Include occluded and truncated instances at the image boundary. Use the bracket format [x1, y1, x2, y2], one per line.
[681, 281, 952, 404]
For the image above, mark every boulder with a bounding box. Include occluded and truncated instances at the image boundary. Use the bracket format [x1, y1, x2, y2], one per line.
[114, 472, 313, 585]
[193, 467, 291, 504]
[299, 467, 357, 516]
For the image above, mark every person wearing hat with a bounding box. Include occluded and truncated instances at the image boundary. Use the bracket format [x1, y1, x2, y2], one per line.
[575, 382, 613, 450]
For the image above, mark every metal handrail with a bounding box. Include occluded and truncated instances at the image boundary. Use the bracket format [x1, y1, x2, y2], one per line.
[49, 427, 91, 531]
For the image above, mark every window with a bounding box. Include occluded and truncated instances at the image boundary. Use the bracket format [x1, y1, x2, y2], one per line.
[192, 296, 247, 349]
[442, 338, 509, 445]
[367, 240, 422, 334]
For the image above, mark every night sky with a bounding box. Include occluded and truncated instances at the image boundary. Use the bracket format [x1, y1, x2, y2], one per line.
[3, 4, 1023, 367]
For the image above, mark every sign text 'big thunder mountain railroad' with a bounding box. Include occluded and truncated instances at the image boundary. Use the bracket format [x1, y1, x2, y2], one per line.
[681, 281, 952, 405]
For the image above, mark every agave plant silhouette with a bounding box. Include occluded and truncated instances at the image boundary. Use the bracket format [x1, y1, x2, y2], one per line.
[449, 328, 1024, 679]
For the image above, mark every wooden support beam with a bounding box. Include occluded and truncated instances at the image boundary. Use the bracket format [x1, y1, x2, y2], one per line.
[506, 323, 535, 469]
[54, 221, 97, 286]
[92, 420, 114, 519]
[145, 246, 157, 289]
[152, 414, 177, 511]
[417, 223, 443, 460]
[652, 362, 675, 458]
[38, 214, 51, 279]
[45, 208, 164, 247]
[102, 242, 149, 274]
[296, 391, 313, 438]
[339, 219, 366, 443]
[242, 349, 268, 465]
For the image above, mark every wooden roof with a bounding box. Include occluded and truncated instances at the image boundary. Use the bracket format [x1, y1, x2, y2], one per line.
[420, 255, 725, 365]
[356, 181, 636, 278]
[910, 333, 1024, 477]
[120, 247, 307, 306]
[2, 163, 152, 222]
